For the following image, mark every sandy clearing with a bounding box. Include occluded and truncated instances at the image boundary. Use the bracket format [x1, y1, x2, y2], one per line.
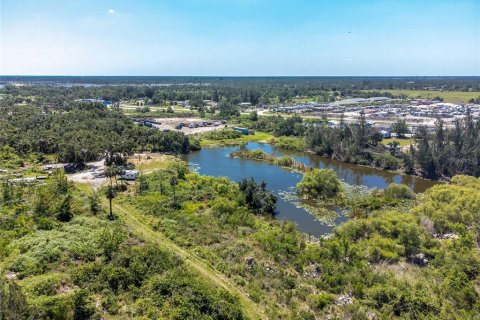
[67, 159, 106, 188]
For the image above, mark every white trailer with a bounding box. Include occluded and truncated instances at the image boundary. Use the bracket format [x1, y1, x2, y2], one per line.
[121, 170, 139, 180]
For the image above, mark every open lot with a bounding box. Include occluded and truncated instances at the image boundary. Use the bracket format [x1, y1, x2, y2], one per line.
[128, 153, 175, 173]
[66, 160, 106, 188]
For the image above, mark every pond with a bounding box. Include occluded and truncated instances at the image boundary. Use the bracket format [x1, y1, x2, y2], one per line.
[183, 142, 438, 237]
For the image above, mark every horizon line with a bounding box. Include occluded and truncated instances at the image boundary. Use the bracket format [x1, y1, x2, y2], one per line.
[2, 74, 480, 78]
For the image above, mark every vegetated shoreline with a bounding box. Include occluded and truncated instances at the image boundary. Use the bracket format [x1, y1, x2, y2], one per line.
[196, 128, 441, 182]
[301, 148, 441, 183]
[228, 144, 439, 184]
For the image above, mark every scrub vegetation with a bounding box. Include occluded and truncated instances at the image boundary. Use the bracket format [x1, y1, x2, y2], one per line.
[0, 171, 244, 319]
[3, 163, 479, 319]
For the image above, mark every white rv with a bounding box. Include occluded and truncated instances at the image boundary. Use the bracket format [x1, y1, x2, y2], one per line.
[121, 170, 139, 180]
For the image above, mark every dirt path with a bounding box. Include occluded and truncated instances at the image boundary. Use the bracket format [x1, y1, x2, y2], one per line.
[110, 201, 266, 320]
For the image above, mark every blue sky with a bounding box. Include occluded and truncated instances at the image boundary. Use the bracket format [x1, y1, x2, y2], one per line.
[1, 0, 479, 75]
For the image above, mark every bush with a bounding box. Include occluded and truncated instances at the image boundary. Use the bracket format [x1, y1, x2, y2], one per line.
[308, 292, 335, 310]
[276, 156, 294, 167]
[296, 168, 342, 199]
[189, 137, 202, 151]
[451, 175, 480, 188]
[272, 136, 305, 151]
[373, 153, 403, 170]
[73, 289, 95, 320]
[384, 183, 414, 199]
[202, 129, 242, 140]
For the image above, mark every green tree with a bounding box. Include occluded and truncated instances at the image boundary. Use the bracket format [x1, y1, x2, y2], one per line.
[238, 178, 277, 214]
[218, 100, 240, 118]
[387, 141, 401, 155]
[56, 194, 73, 222]
[249, 111, 258, 121]
[104, 166, 118, 220]
[391, 119, 410, 138]
[104, 185, 116, 221]
[1, 179, 12, 205]
[136, 174, 149, 195]
[400, 224, 421, 257]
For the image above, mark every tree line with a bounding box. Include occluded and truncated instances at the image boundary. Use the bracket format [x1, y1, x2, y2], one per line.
[3, 76, 479, 108]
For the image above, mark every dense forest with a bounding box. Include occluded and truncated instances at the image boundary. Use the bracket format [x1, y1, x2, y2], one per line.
[0, 103, 196, 166]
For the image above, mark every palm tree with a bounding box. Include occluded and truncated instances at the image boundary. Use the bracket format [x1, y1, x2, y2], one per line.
[104, 185, 116, 220]
[104, 166, 116, 220]
[169, 176, 178, 207]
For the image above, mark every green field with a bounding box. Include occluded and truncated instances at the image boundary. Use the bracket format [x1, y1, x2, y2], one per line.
[365, 90, 480, 103]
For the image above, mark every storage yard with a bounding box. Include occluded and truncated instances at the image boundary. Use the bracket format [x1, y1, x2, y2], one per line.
[133, 117, 227, 135]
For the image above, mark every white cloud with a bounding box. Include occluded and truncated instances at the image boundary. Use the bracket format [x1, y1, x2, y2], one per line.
[108, 9, 115, 14]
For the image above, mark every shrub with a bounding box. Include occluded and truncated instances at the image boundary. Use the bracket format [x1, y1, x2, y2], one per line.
[72, 289, 95, 320]
[308, 292, 335, 310]
[451, 175, 480, 188]
[384, 183, 414, 199]
[189, 137, 202, 151]
[373, 153, 403, 170]
[272, 136, 305, 151]
[296, 168, 342, 199]
[276, 156, 294, 167]
[202, 129, 242, 140]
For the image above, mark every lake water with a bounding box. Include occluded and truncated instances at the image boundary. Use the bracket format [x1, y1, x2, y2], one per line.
[183, 143, 437, 237]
